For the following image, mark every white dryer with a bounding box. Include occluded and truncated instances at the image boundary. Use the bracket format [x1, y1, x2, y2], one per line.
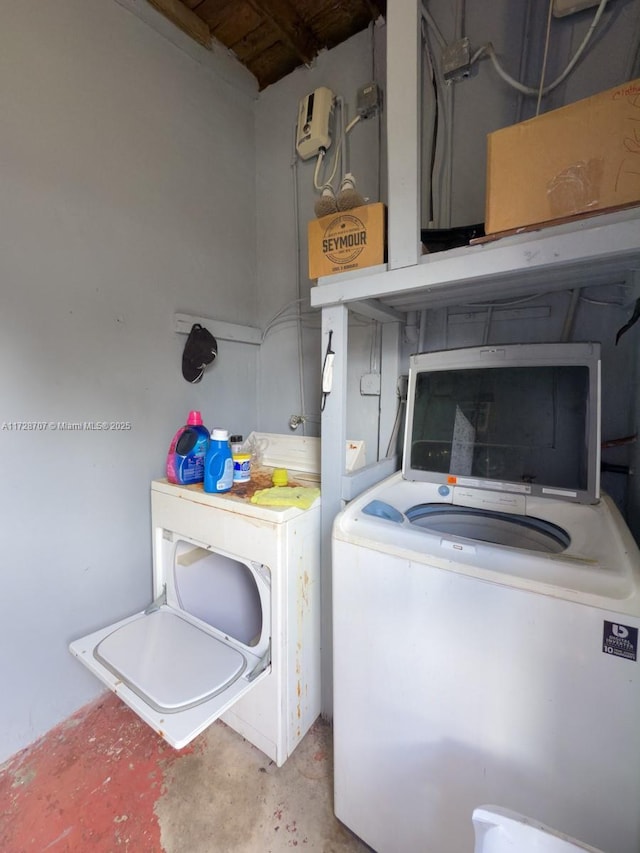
[70, 433, 342, 766]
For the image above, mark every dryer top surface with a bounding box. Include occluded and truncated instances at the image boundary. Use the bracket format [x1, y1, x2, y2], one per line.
[152, 467, 320, 523]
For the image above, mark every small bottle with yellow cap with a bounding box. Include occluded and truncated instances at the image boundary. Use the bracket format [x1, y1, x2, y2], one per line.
[230, 434, 251, 484]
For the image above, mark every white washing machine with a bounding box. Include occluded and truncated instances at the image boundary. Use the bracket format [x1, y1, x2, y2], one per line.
[70, 433, 359, 766]
[332, 344, 640, 852]
[472, 806, 605, 852]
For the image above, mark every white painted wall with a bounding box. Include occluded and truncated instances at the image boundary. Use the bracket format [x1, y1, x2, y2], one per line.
[0, 0, 257, 763]
[254, 26, 387, 459]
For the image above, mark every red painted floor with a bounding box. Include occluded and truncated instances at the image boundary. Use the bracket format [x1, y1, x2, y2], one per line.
[0, 693, 195, 853]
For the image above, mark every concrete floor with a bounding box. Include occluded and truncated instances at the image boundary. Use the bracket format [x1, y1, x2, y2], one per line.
[0, 693, 372, 852]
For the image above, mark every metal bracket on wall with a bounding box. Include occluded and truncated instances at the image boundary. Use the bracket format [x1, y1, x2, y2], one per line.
[174, 312, 262, 346]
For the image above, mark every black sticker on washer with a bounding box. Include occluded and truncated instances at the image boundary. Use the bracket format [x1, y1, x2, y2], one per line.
[602, 621, 638, 661]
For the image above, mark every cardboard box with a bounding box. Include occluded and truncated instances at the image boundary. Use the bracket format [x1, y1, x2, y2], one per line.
[308, 203, 385, 279]
[485, 79, 640, 235]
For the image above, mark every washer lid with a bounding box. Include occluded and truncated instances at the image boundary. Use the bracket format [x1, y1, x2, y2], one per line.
[95, 609, 246, 712]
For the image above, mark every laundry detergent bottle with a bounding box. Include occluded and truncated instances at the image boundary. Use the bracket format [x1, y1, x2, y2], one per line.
[166, 410, 210, 485]
[204, 429, 234, 493]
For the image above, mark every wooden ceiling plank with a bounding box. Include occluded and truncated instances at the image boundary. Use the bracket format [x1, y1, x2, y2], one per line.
[146, 0, 212, 48]
[302, 0, 382, 49]
[196, 0, 249, 32]
[245, 0, 321, 65]
[231, 26, 282, 63]
[361, 0, 386, 19]
[249, 43, 300, 89]
[209, 6, 265, 48]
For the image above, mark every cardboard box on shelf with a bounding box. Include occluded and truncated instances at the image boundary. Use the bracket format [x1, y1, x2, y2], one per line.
[485, 78, 640, 235]
[308, 202, 386, 280]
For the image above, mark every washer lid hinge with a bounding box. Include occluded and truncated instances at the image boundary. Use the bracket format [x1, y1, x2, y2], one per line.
[247, 638, 271, 682]
[144, 584, 167, 615]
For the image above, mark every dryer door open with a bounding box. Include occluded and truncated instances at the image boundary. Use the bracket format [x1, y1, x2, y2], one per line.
[69, 547, 271, 749]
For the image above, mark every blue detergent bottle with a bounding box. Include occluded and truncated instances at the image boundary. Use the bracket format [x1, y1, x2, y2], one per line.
[166, 410, 210, 485]
[204, 428, 234, 493]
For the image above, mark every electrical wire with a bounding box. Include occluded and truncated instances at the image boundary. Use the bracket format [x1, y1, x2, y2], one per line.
[291, 142, 307, 434]
[325, 97, 344, 188]
[536, 0, 555, 116]
[421, 15, 438, 223]
[515, 0, 535, 122]
[561, 287, 581, 342]
[371, 19, 382, 204]
[418, 309, 428, 352]
[580, 295, 628, 306]
[313, 100, 362, 198]
[471, 0, 609, 98]
[313, 98, 341, 193]
[421, 11, 453, 227]
[313, 149, 326, 192]
[263, 296, 308, 330]
[461, 292, 547, 309]
[385, 378, 407, 458]
[482, 304, 494, 345]
[262, 315, 320, 339]
[421, 4, 447, 51]
[368, 321, 380, 373]
[462, 288, 628, 312]
[454, 0, 466, 42]
[261, 312, 317, 342]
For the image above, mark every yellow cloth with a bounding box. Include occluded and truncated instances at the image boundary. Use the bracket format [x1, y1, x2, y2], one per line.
[250, 486, 320, 509]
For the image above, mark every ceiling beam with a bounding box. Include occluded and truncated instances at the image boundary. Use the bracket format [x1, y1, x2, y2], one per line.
[245, 0, 321, 65]
[361, 0, 386, 19]
[145, 0, 212, 48]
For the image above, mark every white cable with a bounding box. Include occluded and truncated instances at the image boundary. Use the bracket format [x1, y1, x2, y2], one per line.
[265, 296, 308, 326]
[462, 292, 546, 308]
[482, 304, 494, 345]
[313, 149, 326, 192]
[471, 0, 609, 97]
[313, 98, 352, 193]
[324, 97, 344, 188]
[580, 296, 627, 306]
[340, 97, 348, 177]
[454, 0, 466, 42]
[418, 309, 428, 352]
[345, 115, 361, 134]
[262, 296, 309, 341]
[536, 0, 555, 116]
[422, 17, 452, 227]
[515, 0, 535, 122]
[323, 99, 362, 191]
[291, 145, 307, 434]
[421, 16, 437, 223]
[263, 315, 317, 340]
[421, 3, 447, 51]
[326, 115, 362, 188]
